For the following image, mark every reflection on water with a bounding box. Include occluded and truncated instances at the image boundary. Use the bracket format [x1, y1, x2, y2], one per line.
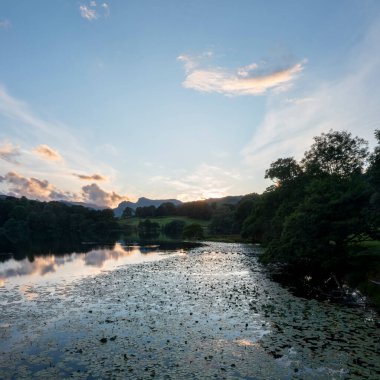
[0, 241, 200, 288]
[0, 242, 379, 379]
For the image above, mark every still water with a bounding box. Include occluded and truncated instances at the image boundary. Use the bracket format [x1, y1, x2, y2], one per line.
[0, 242, 379, 379]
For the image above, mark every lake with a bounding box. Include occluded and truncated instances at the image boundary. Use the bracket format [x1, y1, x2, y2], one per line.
[0, 241, 379, 379]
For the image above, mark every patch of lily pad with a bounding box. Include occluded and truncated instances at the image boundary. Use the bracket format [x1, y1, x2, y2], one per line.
[0, 242, 379, 379]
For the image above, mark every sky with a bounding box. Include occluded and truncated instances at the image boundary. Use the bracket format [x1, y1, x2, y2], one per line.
[0, 0, 380, 207]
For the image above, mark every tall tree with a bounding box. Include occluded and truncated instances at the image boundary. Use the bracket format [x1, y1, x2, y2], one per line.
[301, 130, 369, 177]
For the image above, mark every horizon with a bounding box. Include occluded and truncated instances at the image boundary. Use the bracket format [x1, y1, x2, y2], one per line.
[1, 1, 380, 207]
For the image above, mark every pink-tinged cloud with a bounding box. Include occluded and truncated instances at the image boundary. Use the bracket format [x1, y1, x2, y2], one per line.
[0, 141, 21, 164]
[82, 183, 128, 208]
[34, 144, 62, 161]
[79, 2, 109, 21]
[73, 173, 106, 181]
[178, 54, 305, 96]
[79, 5, 98, 20]
[0, 172, 76, 201]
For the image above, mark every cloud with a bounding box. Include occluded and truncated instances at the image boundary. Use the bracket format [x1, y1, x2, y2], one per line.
[0, 85, 117, 181]
[0, 141, 21, 164]
[0, 172, 76, 201]
[73, 173, 106, 181]
[241, 18, 380, 190]
[101, 2, 110, 17]
[0, 172, 127, 207]
[0, 19, 11, 29]
[82, 183, 128, 208]
[34, 144, 62, 161]
[79, 1, 109, 21]
[178, 53, 305, 96]
[79, 5, 98, 20]
[151, 164, 241, 201]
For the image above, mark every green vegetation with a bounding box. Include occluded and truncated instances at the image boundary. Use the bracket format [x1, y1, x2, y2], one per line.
[183, 223, 204, 239]
[241, 129, 380, 308]
[0, 196, 119, 252]
[1, 129, 379, 307]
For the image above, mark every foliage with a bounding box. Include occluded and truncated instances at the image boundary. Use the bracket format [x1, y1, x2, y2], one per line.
[183, 223, 204, 239]
[301, 129, 368, 177]
[176, 201, 213, 220]
[135, 205, 156, 218]
[163, 220, 186, 237]
[137, 219, 160, 238]
[156, 202, 177, 217]
[242, 129, 379, 276]
[265, 157, 302, 184]
[208, 205, 235, 235]
[0, 196, 119, 252]
[121, 206, 134, 218]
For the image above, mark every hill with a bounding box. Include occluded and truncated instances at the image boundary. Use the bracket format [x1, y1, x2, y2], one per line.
[114, 197, 182, 217]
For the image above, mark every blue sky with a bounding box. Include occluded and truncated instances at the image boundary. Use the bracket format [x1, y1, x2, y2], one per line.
[0, 0, 379, 206]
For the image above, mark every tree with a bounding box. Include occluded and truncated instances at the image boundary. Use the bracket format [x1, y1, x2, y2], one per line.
[135, 206, 156, 218]
[242, 129, 378, 277]
[156, 202, 176, 217]
[183, 223, 204, 239]
[137, 219, 160, 238]
[265, 157, 302, 184]
[121, 207, 134, 218]
[301, 130, 369, 177]
[208, 205, 235, 235]
[163, 220, 185, 237]
[234, 193, 259, 231]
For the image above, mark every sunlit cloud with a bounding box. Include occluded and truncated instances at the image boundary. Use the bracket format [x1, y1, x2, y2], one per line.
[241, 19, 380, 189]
[0, 172, 77, 202]
[82, 183, 128, 208]
[0, 171, 127, 207]
[0, 19, 11, 29]
[151, 164, 241, 201]
[73, 173, 106, 181]
[34, 144, 62, 161]
[0, 85, 120, 195]
[178, 53, 305, 96]
[0, 141, 21, 164]
[79, 5, 98, 20]
[79, 1, 109, 21]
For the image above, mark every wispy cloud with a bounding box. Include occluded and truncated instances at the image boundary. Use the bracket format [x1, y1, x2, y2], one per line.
[178, 53, 305, 96]
[0, 85, 119, 194]
[79, 1, 109, 21]
[0, 19, 11, 29]
[0, 141, 21, 164]
[151, 164, 240, 201]
[34, 144, 62, 161]
[241, 18, 380, 189]
[82, 183, 128, 207]
[73, 173, 106, 181]
[0, 172, 77, 202]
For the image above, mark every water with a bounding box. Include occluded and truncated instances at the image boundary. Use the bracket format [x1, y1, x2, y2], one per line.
[0, 242, 379, 379]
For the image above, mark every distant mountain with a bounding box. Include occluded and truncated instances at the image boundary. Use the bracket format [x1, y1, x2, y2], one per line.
[114, 197, 182, 217]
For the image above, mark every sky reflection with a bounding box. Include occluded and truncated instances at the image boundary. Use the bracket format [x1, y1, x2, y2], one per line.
[0, 243, 184, 288]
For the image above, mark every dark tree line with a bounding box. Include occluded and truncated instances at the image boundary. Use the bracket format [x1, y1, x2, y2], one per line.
[0, 196, 120, 252]
[133, 201, 214, 220]
[241, 130, 380, 278]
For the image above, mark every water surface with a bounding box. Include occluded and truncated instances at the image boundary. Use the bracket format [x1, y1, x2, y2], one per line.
[0, 242, 379, 379]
